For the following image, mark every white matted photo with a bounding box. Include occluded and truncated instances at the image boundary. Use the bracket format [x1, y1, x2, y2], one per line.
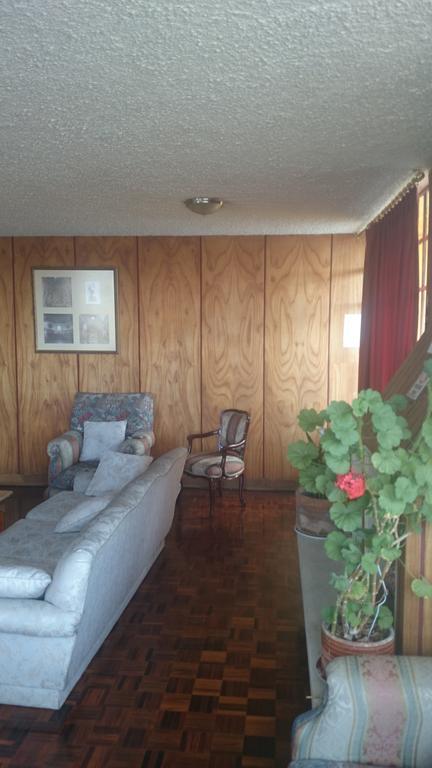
[33, 268, 118, 352]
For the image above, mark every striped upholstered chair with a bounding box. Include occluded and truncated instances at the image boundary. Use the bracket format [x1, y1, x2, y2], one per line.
[289, 655, 432, 768]
[183, 409, 250, 514]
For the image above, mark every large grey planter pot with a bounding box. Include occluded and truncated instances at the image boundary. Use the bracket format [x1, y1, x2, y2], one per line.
[295, 491, 337, 707]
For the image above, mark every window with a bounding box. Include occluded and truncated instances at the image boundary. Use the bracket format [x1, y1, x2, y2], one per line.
[417, 180, 429, 338]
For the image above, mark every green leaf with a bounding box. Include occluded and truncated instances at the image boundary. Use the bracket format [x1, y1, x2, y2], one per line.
[418, 501, 432, 522]
[376, 423, 404, 450]
[341, 541, 362, 566]
[326, 485, 346, 503]
[394, 477, 418, 504]
[325, 454, 351, 474]
[361, 552, 377, 574]
[330, 573, 351, 592]
[396, 415, 411, 440]
[378, 485, 407, 517]
[353, 389, 383, 417]
[330, 501, 363, 532]
[380, 547, 402, 562]
[320, 430, 347, 458]
[330, 412, 359, 447]
[377, 605, 394, 630]
[414, 462, 432, 487]
[325, 530, 348, 560]
[321, 605, 336, 625]
[421, 421, 432, 449]
[424, 359, 432, 377]
[349, 580, 367, 600]
[327, 400, 352, 419]
[287, 441, 318, 469]
[411, 578, 432, 599]
[371, 450, 401, 474]
[387, 394, 408, 414]
[298, 408, 327, 433]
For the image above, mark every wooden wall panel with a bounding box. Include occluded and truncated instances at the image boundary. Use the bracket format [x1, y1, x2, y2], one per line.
[0, 239, 18, 473]
[329, 234, 365, 402]
[202, 237, 264, 479]
[265, 236, 331, 481]
[139, 237, 201, 456]
[14, 238, 77, 474]
[76, 237, 139, 392]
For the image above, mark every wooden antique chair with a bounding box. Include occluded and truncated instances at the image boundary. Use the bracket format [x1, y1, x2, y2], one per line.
[183, 409, 250, 514]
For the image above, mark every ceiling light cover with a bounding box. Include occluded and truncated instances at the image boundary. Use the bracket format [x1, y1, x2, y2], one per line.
[184, 197, 224, 215]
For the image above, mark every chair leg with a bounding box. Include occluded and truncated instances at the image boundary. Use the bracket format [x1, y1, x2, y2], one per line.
[218, 479, 223, 497]
[208, 478, 217, 516]
[239, 474, 246, 507]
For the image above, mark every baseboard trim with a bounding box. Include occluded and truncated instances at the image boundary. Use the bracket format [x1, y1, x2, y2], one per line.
[0, 474, 47, 487]
[181, 477, 296, 492]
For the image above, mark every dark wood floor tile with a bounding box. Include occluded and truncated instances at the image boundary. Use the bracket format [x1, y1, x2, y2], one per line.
[0, 489, 308, 768]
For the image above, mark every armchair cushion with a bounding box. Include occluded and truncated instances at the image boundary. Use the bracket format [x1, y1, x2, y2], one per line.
[291, 655, 432, 768]
[80, 419, 127, 461]
[184, 452, 244, 478]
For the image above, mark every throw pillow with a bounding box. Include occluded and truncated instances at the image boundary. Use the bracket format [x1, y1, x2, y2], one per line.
[0, 563, 51, 598]
[55, 494, 113, 533]
[85, 451, 153, 496]
[80, 420, 127, 462]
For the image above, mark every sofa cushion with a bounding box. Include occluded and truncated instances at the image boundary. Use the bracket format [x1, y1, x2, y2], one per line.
[27, 491, 89, 523]
[54, 494, 113, 533]
[0, 563, 51, 598]
[80, 420, 127, 461]
[85, 451, 153, 496]
[0, 519, 78, 573]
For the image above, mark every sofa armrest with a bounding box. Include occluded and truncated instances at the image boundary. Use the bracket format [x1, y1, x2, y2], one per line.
[0, 598, 80, 637]
[119, 430, 155, 456]
[47, 430, 83, 483]
[291, 655, 432, 766]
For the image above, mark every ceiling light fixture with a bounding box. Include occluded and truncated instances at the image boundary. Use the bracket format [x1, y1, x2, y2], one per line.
[184, 197, 224, 215]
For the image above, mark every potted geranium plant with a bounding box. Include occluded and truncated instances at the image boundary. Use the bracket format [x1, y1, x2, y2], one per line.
[290, 361, 432, 663]
[287, 409, 336, 537]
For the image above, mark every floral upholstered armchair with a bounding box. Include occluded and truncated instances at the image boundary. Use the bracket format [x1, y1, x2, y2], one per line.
[47, 392, 155, 494]
[289, 655, 432, 768]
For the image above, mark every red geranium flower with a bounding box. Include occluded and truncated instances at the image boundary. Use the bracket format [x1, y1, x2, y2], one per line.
[336, 471, 366, 500]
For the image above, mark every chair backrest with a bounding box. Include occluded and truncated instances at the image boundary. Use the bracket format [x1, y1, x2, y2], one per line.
[218, 409, 250, 456]
[70, 392, 154, 437]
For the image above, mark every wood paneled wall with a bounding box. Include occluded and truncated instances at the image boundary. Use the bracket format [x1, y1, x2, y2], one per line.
[0, 234, 364, 485]
[265, 236, 332, 481]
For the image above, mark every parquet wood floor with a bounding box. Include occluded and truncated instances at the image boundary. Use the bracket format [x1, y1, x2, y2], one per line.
[0, 489, 308, 768]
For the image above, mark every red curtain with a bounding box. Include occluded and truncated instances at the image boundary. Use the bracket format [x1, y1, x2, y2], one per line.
[358, 187, 418, 392]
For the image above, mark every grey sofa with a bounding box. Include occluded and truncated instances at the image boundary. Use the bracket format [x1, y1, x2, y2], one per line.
[0, 447, 186, 709]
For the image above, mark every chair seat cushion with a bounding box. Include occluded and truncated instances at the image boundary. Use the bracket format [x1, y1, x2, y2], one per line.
[50, 460, 99, 491]
[289, 761, 382, 767]
[184, 452, 244, 479]
[289, 762, 382, 767]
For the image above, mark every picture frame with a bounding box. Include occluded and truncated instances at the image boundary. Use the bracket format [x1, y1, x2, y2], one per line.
[32, 267, 118, 352]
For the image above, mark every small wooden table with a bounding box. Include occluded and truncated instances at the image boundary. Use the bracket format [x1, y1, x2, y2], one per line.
[0, 490, 13, 531]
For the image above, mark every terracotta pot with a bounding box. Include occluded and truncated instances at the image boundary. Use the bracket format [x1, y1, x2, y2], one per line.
[295, 488, 333, 538]
[320, 622, 395, 674]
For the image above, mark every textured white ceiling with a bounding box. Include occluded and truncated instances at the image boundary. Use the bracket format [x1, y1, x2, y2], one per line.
[1, 0, 431, 235]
